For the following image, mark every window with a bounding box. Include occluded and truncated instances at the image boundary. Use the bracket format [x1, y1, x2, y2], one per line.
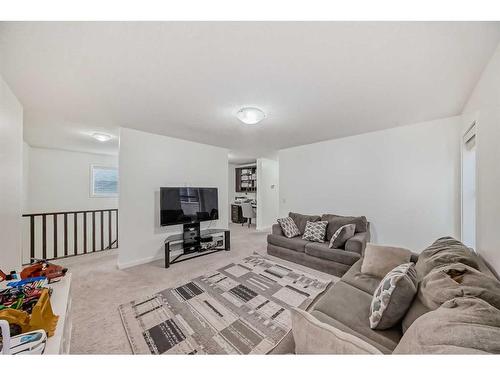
[90, 165, 119, 197]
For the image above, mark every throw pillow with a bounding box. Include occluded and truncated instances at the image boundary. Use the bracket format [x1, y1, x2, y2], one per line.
[361, 243, 412, 278]
[369, 263, 418, 330]
[329, 224, 356, 249]
[277, 217, 301, 238]
[302, 221, 328, 242]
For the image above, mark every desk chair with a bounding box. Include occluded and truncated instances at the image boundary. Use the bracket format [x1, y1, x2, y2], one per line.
[241, 202, 256, 228]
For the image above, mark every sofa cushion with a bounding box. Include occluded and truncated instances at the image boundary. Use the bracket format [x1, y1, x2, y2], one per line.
[369, 263, 418, 330]
[288, 212, 321, 235]
[291, 308, 383, 354]
[418, 262, 500, 311]
[361, 243, 411, 278]
[302, 220, 328, 242]
[401, 295, 431, 334]
[322, 214, 368, 240]
[267, 234, 309, 253]
[415, 236, 479, 279]
[329, 224, 356, 249]
[311, 280, 402, 353]
[268, 244, 351, 277]
[341, 259, 382, 295]
[305, 242, 361, 265]
[277, 217, 301, 238]
[393, 297, 500, 354]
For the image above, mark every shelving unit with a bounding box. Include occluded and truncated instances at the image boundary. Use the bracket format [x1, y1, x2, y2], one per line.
[235, 166, 257, 192]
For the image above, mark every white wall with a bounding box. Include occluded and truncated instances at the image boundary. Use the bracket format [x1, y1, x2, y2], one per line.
[118, 127, 229, 269]
[256, 158, 279, 231]
[25, 146, 118, 213]
[22, 142, 30, 212]
[462, 43, 500, 274]
[279, 117, 461, 252]
[228, 163, 236, 216]
[0, 75, 23, 271]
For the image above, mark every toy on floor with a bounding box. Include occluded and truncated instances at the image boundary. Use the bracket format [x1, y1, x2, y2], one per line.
[20, 259, 67, 283]
[0, 319, 47, 355]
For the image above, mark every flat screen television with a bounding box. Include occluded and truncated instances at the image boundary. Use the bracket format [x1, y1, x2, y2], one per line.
[160, 187, 219, 226]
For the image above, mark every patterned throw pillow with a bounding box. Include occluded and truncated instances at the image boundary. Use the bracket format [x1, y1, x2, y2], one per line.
[329, 224, 356, 249]
[302, 221, 328, 243]
[369, 263, 418, 330]
[277, 217, 301, 238]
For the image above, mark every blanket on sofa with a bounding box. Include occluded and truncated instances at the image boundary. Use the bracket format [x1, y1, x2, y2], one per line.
[393, 297, 500, 354]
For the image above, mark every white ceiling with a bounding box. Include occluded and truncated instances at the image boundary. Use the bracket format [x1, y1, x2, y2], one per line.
[1, 22, 499, 159]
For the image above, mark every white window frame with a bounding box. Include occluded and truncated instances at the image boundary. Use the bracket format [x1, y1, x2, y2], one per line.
[90, 164, 119, 198]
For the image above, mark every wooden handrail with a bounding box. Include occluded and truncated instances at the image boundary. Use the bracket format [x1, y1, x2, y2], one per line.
[23, 208, 118, 217]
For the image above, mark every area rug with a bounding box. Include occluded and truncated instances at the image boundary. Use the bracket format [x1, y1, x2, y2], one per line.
[118, 254, 332, 354]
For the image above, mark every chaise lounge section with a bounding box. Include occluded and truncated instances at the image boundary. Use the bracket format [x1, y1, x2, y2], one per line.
[291, 237, 500, 354]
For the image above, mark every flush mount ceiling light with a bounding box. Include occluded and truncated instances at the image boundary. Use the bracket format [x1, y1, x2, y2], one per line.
[92, 132, 112, 142]
[236, 107, 265, 125]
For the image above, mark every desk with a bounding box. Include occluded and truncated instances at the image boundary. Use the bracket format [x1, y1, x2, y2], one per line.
[231, 202, 256, 224]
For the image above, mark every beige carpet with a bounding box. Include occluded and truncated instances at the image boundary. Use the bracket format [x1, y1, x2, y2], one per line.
[58, 223, 334, 354]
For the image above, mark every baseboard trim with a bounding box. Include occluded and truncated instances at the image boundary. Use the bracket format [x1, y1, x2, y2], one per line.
[117, 253, 164, 269]
[256, 226, 272, 232]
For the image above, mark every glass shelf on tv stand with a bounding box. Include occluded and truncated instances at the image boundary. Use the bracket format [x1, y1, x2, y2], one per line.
[164, 228, 230, 268]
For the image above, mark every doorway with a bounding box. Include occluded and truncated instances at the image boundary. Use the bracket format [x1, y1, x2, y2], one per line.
[461, 122, 476, 249]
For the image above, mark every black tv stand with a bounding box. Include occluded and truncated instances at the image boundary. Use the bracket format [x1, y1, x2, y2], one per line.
[164, 227, 230, 268]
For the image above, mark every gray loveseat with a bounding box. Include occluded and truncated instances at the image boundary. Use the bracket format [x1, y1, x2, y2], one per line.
[291, 237, 500, 354]
[267, 212, 370, 277]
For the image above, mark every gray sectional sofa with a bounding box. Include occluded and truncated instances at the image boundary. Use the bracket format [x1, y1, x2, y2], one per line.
[267, 212, 370, 277]
[291, 237, 500, 354]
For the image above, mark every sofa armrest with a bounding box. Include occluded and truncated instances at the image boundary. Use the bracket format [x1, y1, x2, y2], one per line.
[345, 231, 370, 255]
[272, 223, 283, 235]
[291, 308, 382, 354]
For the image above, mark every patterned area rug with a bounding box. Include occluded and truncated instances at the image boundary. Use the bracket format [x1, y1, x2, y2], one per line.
[118, 254, 332, 354]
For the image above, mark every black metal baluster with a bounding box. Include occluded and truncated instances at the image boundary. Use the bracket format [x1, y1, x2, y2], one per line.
[53, 214, 58, 258]
[42, 215, 47, 259]
[83, 212, 87, 254]
[64, 213, 68, 256]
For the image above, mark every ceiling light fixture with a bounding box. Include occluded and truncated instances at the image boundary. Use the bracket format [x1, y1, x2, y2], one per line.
[92, 132, 112, 142]
[236, 107, 265, 125]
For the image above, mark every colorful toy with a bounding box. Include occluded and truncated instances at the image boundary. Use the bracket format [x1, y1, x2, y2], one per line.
[0, 279, 46, 313]
[0, 320, 47, 355]
[7, 277, 47, 288]
[0, 284, 58, 337]
[20, 259, 67, 283]
[0, 270, 18, 281]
